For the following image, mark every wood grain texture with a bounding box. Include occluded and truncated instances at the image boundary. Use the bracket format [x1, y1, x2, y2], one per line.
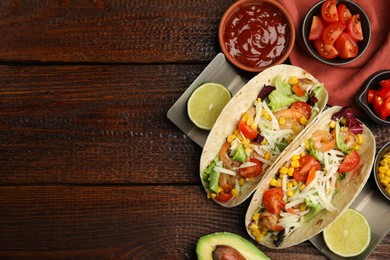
[0, 0, 234, 63]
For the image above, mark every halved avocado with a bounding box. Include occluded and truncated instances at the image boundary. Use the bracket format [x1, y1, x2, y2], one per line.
[196, 232, 269, 260]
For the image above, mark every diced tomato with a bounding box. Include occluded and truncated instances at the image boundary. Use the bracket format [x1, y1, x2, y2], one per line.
[309, 16, 326, 41]
[291, 101, 312, 119]
[337, 4, 352, 24]
[339, 150, 360, 173]
[238, 119, 258, 139]
[293, 155, 321, 182]
[263, 188, 285, 215]
[334, 32, 358, 59]
[322, 22, 346, 45]
[367, 89, 376, 104]
[380, 97, 390, 119]
[380, 79, 390, 89]
[240, 158, 263, 179]
[291, 84, 306, 97]
[321, 0, 338, 23]
[373, 95, 383, 118]
[215, 191, 233, 202]
[347, 14, 363, 41]
[376, 88, 390, 100]
[314, 38, 338, 59]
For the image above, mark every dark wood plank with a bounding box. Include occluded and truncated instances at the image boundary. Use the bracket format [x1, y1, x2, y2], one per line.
[0, 185, 334, 259]
[0, 0, 234, 63]
[0, 64, 206, 184]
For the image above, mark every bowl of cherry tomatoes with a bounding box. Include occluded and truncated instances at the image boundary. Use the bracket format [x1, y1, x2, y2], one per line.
[302, 0, 371, 65]
[356, 70, 390, 126]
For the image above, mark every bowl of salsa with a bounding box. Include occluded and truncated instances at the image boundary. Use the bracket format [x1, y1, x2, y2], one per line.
[218, 0, 295, 73]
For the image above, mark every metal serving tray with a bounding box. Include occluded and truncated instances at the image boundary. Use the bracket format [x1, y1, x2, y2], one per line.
[167, 53, 390, 259]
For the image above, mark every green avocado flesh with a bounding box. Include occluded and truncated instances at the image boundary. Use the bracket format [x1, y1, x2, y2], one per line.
[196, 232, 269, 260]
[304, 200, 323, 222]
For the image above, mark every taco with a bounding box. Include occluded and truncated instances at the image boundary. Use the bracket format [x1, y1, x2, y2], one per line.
[200, 64, 328, 207]
[245, 106, 375, 248]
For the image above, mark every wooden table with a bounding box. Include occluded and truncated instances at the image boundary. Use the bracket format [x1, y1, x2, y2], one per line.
[0, 1, 389, 259]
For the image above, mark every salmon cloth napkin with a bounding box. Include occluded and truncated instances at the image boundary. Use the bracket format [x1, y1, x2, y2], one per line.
[276, 0, 390, 115]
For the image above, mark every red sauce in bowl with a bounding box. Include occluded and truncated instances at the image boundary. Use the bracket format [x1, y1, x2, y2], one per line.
[222, 3, 291, 69]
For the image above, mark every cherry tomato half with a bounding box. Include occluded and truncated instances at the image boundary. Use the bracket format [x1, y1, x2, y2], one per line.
[240, 158, 263, 179]
[215, 191, 233, 202]
[321, 0, 338, 23]
[334, 32, 358, 59]
[309, 16, 326, 41]
[238, 119, 258, 139]
[293, 155, 321, 182]
[291, 101, 312, 119]
[314, 38, 339, 60]
[322, 22, 346, 45]
[380, 79, 390, 89]
[380, 96, 390, 120]
[339, 150, 360, 173]
[263, 188, 285, 215]
[347, 14, 363, 41]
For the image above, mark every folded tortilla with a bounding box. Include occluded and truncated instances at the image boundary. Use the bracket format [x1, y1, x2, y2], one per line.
[200, 64, 328, 207]
[245, 106, 375, 248]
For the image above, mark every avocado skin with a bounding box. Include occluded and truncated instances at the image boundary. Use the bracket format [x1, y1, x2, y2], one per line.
[196, 232, 269, 260]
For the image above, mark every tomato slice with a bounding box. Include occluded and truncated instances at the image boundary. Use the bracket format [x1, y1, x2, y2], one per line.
[309, 16, 326, 41]
[238, 119, 258, 139]
[337, 4, 352, 24]
[239, 158, 263, 178]
[314, 38, 339, 59]
[334, 32, 358, 59]
[263, 188, 285, 215]
[291, 101, 312, 119]
[347, 14, 363, 41]
[306, 167, 317, 186]
[322, 23, 346, 45]
[293, 155, 321, 182]
[380, 79, 390, 89]
[339, 150, 360, 173]
[215, 191, 233, 202]
[321, 0, 338, 23]
[367, 89, 376, 104]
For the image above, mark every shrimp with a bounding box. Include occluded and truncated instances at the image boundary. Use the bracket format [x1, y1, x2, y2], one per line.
[219, 141, 232, 169]
[311, 130, 336, 152]
[274, 108, 303, 134]
[218, 173, 235, 192]
[340, 128, 357, 148]
[258, 212, 283, 231]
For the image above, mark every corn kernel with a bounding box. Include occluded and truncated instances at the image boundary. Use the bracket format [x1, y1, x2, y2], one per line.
[210, 193, 216, 199]
[260, 229, 268, 235]
[287, 190, 294, 197]
[242, 112, 250, 121]
[227, 134, 235, 143]
[300, 151, 307, 157]
[250, 122, 257, 130]
[246, 117, 254, 126]
[242, 138, 250, 145]
[386, 170, 390, 177]
[231, 188, 238, 197]
[287, 182, 293, 189]
[357, 134, 363, 144]
[257, 98, 262, 102]
[279, 117, 286, 125]
[277, 178, 282, 187]
[291, 155, 301, 161]
[245, 147, 253, 156]
[288, 76, 299, 85]
[291, 179, 298, 187]
[341, 118, 347, 125]
[299, 116, 308, 126]
[288, 167, 294, 176]
[252, 230, 261, 238]
[279, 166, 288, 175]
[255, 233, 264, 242]
[379, 173, 385, 180]
[239, 178, 245, 186]
[304, 140, 310, 150]
[287, 134, 295, 143]
[329, 120, 336, 128]
[252, 213, 260, 221]
[264, 152, 271, 160]
[379, 166, 386, 174]
[354, 144, 360, 150]
[299, 203, 307, 211]
[299, 184, 306, 191]
[218, 186, 223, 193]
[269, 178, 277, 186]
[292, 125, 302, 134]
[249, 223, 259, 231]
[261, 138, 267, 145]
[291, 160, 300, 168]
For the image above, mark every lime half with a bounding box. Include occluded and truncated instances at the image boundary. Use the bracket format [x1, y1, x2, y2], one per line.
[187, 83, 231, 130]
[323, 209, 371, 257]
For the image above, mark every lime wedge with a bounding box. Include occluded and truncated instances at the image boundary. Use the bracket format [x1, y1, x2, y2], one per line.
[323, 208, 371, 257]
[187, 83, 231, 130]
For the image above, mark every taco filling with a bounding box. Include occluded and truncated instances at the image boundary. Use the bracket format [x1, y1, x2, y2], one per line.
[247, 109, 364, 247]
[202, 75, 324, 203]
